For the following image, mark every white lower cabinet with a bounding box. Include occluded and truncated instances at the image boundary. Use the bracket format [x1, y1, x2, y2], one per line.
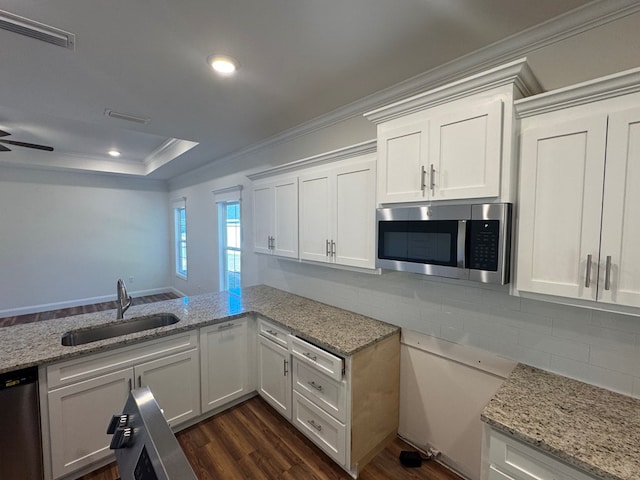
[257, 332, 292, 419]
[487, 429, 597, 480]
[293, 390, 347, 465]
[45, 332, 200, 479]
[200, 317, 251, 413]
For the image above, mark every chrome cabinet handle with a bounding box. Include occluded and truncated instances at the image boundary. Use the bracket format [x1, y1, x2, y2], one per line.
[308, 381, 323, 392]
[307, 419, 322, 432]
[420, 165, 426, 190]
[128, 378, 132, 391]
[137, 375, 142, 388]
[271, 236, 275, 250]
[303, 352, 317, 362]
[331, 240, 336, 257]
[605, 255, 612, 291]
[326, 239, 331, 256]
[218, 322, 235, 330]
[266, 329, 278, 336]
[585, 254, 592, 288]
[283, 359, 289, 376]
[267, 236, 271, 249]
[429, 164, 435, 192]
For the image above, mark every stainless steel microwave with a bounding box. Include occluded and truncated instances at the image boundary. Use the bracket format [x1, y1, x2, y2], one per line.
[376, 203, 512, 284]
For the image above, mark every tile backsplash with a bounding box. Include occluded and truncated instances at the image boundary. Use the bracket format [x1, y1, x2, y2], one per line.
[259, 256, 640, 398]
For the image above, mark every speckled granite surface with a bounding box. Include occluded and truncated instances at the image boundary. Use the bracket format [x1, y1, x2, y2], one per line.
[0, 285, 399, 374]
[482, 364, 640, 480]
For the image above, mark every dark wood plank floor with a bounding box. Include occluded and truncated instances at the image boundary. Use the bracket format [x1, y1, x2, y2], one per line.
[80, 396, 462, 480]
[0, 292, 179, 328]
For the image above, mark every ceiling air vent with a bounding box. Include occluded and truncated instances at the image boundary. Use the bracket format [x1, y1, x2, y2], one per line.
[104, 109, 151, 125]
[0, 9, 75, 50]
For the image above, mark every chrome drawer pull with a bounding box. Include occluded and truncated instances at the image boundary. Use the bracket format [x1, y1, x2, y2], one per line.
[585, 254, 592, 288]
[283, 359, 289, 376]
[266, 329, 278, 336]
[308, 381, 323, 392]
[218, 322, 235, 330]
[307, 419, 322, 432]
[303, 352, 317, 362]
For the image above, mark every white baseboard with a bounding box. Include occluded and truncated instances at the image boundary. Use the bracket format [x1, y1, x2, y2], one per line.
[0, 287, 176, 318]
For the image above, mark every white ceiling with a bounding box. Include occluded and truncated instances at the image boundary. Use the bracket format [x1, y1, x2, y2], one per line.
[0, 0, 614, 180]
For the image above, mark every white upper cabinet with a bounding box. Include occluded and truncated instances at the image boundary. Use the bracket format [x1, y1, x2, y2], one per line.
[365, 59, 541, 205]
[249, 140, 377, 270]
[299, 154, 376, 269]
[377, 120, 429, 203]
[429, 99, 503, 200]
[516, 67, 640, 309]
[517, 114, 607, 301]
[251, 176, 299, 258]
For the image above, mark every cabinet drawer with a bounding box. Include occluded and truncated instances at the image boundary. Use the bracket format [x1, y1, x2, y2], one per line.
[292, 358, 346, 422]
[489, 430, 595, 480]
[258, 317, 289, 348]
[47, 331, 198, 389]
[292, 391, 346, 466]
[290, 335, 344, 382]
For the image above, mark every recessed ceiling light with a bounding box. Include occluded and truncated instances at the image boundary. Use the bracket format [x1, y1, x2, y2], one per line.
[108, 149, 121, 157]
[207, 55, 237, 75]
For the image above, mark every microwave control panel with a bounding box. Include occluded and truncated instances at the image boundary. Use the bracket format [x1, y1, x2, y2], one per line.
[468, 220, 499, 271]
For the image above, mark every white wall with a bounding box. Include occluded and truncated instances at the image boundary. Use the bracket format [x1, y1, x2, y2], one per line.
[0, 166, 171, 315]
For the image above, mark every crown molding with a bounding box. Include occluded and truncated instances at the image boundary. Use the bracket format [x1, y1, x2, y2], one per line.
[363, 58, 542, 124]
[246, 139, 376, 181]
[515, 66, 640, 118]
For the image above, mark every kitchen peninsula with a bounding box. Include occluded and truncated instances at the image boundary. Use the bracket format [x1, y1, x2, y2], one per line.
[1, 285, 400, 480]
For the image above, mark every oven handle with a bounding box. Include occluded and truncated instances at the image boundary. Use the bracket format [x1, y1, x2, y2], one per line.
[457, 220, 466, 269]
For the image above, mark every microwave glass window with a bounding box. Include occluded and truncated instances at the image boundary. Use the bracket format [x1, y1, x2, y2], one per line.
[378, 220, 458, 266]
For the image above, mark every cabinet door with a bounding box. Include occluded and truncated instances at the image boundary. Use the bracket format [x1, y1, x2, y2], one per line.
[200, 319, 249, 413]
[516, 115, 607, 300]
[299, 170, 332, 263]
[48, 368, 133, 479]
[333, 156, 376, 268]
[136, 348, 200, 427]
[599, 107, 640, 307]
[429, 100, 503, 200]
[377, 120, 429, 204]
[273, 177, 299, 259]
[257, 336, 292, 419]
[253, 183, 274, 255]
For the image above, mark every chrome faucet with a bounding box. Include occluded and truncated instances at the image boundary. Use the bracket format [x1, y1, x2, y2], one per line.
[116, 278, 132, 319]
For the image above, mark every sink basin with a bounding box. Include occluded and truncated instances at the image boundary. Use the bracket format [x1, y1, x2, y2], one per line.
[61, 313, 180, 346]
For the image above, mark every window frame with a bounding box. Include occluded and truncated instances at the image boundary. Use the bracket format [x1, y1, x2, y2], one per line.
[218, 200, 242, 293]
[174, 202, 187, 280]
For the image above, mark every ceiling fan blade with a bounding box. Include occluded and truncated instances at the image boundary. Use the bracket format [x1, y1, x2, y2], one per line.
[0, 143, 10, 151]
[0, 139, 53, 151]
[0, 130, 9, 138]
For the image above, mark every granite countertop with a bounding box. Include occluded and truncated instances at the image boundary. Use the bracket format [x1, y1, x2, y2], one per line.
[0, 285, 399, 374]
[482, 364, 640, 480]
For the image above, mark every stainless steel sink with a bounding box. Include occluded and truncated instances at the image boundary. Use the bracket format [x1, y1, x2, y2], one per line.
[61, 313, 180, 346]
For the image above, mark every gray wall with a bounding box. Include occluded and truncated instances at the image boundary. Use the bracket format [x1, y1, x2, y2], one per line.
[0, 166, 170, 314]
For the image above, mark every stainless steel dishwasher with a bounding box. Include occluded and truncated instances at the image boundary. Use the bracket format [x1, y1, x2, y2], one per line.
[0, 366, 44, 480]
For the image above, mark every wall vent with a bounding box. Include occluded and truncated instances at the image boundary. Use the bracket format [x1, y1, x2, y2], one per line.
[104, 109, 151, 125]
[0, 9, 75, 50]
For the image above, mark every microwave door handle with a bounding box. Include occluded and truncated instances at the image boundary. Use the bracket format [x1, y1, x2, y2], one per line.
[457, 220, 466, 269]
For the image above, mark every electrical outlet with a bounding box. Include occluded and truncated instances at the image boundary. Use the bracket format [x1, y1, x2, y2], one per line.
[128, 276, 134, 284]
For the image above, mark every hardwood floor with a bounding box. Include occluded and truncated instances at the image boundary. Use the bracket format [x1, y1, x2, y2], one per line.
[80, 396, 461, 480]
[0, 292, 179, 327]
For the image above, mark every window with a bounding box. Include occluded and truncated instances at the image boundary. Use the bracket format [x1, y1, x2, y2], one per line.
[174, 202, 187, 279]
[219, 201, 241, 293]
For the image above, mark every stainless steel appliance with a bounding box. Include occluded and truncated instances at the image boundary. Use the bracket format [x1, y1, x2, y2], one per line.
[0, 366, 44, 480]
[107, 387, 198, 480]
[376, 203, 512, 284]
